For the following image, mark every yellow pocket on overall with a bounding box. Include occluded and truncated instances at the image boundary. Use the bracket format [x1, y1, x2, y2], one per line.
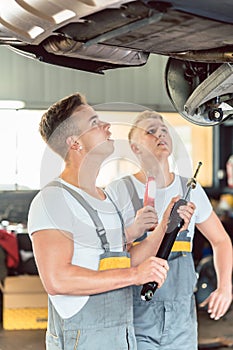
[99, 251, 131, 271]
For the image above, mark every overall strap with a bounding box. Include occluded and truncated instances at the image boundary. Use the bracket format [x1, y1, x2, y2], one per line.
[104, 190, 127, 250]
[122, 176, 142, 215]
[179, 176, 190, 201]
[46, 181, 110, 252]
[122, 176, 147, 242]
[169, 175, 192, 254]
[123, 175, 190, 208]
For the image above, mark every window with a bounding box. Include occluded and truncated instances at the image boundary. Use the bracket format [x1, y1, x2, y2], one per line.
[97, 110, 213, 188]
[0, 109, 213, 190]
[0, 109, 46, 190]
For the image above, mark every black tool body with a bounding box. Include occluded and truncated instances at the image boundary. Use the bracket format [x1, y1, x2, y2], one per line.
[140, 198, 187, 301]
[140, 162, 202, 301]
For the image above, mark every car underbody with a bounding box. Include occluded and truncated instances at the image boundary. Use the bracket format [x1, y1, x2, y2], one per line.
[1, 0, 233, 124]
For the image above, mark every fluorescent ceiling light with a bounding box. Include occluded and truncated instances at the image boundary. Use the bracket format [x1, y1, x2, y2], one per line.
[28, 26, 44, 39]
[0, 100, 25, 109]
[53, 10, 76, 24]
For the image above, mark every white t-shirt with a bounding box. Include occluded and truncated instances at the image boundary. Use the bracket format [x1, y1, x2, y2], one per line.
[106, 174, 213, 244]
[27, 179, 124, 319]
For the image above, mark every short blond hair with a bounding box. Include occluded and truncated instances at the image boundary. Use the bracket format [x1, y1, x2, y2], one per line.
[128, 110, 164, 143]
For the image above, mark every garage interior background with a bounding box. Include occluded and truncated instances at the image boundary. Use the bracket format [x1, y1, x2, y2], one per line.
[0, 43, 232, 342]
[0, 45, 215, 188]
[0, 40, 232, 234]
[0, 41, 232, 251]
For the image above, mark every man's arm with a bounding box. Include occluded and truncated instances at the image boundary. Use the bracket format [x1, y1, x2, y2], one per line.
[31, 228, 168, 296]
[197, 211, 233, 320]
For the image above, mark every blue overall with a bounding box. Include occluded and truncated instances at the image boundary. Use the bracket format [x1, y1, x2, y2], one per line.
[123, 176, 198, 350]
[44, 182, 137, 350]
[133, 251, 197, 350]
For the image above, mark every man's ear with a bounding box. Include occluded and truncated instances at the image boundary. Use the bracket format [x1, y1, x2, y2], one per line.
[66, 136, 80, 150]
[130, 142, 141, 154]
[66, 136, 73, 147]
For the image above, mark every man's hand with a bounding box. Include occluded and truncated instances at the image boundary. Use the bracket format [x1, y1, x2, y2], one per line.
[133, 256, 169, 289]
[177, 201, 196, 230]
[126, 206, 158, 242]
[199, 287, 233, 320]
[161, 196, 196, 232]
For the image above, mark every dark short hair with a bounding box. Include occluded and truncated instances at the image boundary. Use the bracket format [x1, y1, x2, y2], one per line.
[128, 110, 164, 143]
[39, 92, 86, 158]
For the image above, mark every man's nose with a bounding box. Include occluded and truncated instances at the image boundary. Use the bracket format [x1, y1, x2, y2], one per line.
[102, 121, 111, 129]
[156, 129, 164, 138]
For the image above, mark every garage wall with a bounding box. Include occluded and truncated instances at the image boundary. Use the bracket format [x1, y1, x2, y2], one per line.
[0, 46, 173, 110]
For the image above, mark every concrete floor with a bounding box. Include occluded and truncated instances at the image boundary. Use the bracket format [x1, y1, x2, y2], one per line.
[0, 306, 232, 350]
[0, 328, 45, 350]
